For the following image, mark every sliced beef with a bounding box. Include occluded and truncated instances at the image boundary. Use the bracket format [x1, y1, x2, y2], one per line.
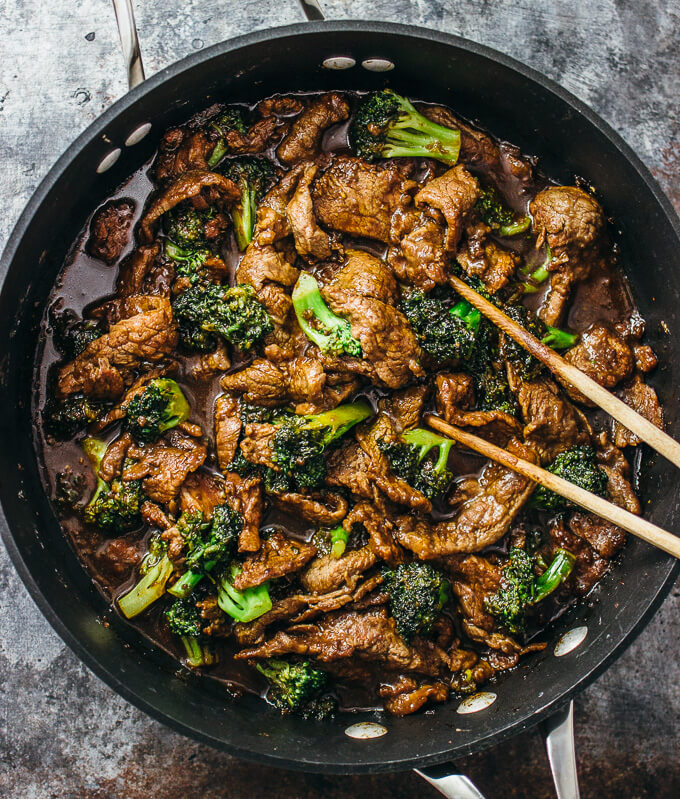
[232, 531, 317, 590]
[191, 341, 231, 382]
[236, 607, 450, 676]
[140, 170, 240, 243]
[547, 516, 610, 595]
[530, 186, 605, 325]
[214, 393, 242, 472]
[271, 491, 348, 526]
[568, 511, 626, 560]
[393, 438, 538, 558]
[123, 434, 207, 506]
[633, 344, 658, 374]
[382, 681, 449, 716]
[276, 93, 350, 165]
[179, 471, 229, 518]
[345, 500, 405, 565]
[87, 199, 135, 265]
[98, 433, 133, 483]
[415, 164, 480, 251]
[301, 547, 378, 594]
[236, 243, 299, 325]
[153, 129, 212, 184]
[56, 297, 178, 401]
[312, 156, 415, 242]
[253, 162, 307, 246]
[323, 251, 425, 388]
[286, 162, 332, 260]
[595, 431, 640, 514]
[387, 207, 448, 291]
[561, 323, 633, 403]
[457, 233, 519, 294]
[611, 374, 664, 447]
[221, 359, 289, 407]
[436, 373, 522, 446]
[508, 368, 591, 463]
[220, 472, 264, 553]
[116, 244, 173, 298]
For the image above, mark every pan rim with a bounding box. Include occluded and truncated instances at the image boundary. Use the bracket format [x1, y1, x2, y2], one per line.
[1, 19, 678, 774]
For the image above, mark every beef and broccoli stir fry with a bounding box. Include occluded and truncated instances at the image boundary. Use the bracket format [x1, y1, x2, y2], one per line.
[38, 89, 664, 719]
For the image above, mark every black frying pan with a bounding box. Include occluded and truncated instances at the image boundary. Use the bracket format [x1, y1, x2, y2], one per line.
[0, 16, 678, 784]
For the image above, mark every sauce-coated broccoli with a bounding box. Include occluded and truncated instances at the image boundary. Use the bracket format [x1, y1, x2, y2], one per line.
[292, 273, 362, 357]
[475, 185, 531, 237]
[219, 157, 277, 250]
[165, 240, 210, 285]
[484, 547, 576, 634]
[50, 308, 104, 361]
[172, 283, 273, 352]
[123, 378, 190, 444]
[269, 401, 373, 492]
[382, 562, 451, 642]
[401, 288, 482, 364]
[168, 504, 242, 598]
[165, 206, 212, 248]
[502, 305, 578, 381]
[531, 445, 607, 512]
[216, 562, 272, 622]
[379, 427, 454, 501]
[165, 596, 218, 668]
[207, 107, 248, 168]
[43, 394, 106, 440]
[82, 437, 143, 534]
[118, 532, 174, 619]
[256, 658, 336, 719]
[350, 90, 461, 165]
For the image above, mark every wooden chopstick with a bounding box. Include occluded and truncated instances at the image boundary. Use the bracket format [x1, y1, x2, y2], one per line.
[425, 414, 680, 560]
[447, 273, 680, 470]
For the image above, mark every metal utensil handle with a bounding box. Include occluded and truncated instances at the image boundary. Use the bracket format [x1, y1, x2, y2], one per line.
[414, 768, 489, 799]
[542, 701, 581, 799]
[111, 0, 145, 89]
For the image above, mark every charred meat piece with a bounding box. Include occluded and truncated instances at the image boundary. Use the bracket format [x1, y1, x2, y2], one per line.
[87, 199, 136, 265]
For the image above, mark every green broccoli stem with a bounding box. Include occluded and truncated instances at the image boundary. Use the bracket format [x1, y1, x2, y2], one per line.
[292, 273, 362, 357]
[532, 549, 576, 603]
[522, 245, 552, 294]
[167, 565, 214, 598]
[301, 400, 373, 438]
[181, 636, 217, 668]
[387, 102, 462, 163]
[401, 428, 453, 473]
[329, 526, 349, 559]
[217, 564, 272, 622]
[118, 555, 174, 619]
[541, 326, 579, 349]
[233, 183, 256, 251]
[499, 216, 531, 237]
[208, 141, 228, 168]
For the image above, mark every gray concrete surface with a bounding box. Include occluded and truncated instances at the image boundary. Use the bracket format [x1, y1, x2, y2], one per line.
[0, 1, 678, 796]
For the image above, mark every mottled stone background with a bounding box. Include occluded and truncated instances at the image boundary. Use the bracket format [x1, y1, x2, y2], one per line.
[0, 1, 678, 797]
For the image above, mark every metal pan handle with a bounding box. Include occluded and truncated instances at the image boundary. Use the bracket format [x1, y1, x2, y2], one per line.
[542, 701, 581, 799]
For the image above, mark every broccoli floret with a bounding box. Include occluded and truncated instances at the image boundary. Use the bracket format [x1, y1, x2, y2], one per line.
[485, 547, 575, 634]
[380, 428, 454, 501]
[216, 562, 272, 622]
[81, 437, 143, 534]
[401, 288, 482, 364]
[531, 445, 607, 512]
[168, 504, 242, 598]
[165, 241, 210, 285]
[219, 157, 277, 250]
[123, 378, 190, 444]
[50, 308, 104, 361]
[475, 185, 531, 237]
[43, 394, 105, 440]
[165, 205, 213, 248]
[270, 401, 373, 492]
[292, 273, 362, 357]
[350, 90, 461, 165]
[173, 283, 273, 352]
[118, 532, 174, 619]
[502, 305, 578, 380]
[256, 658, 335, 719]
[207, 107, 248, 168]
[165, 596, 218, 668]
[382, 562, 451, 642]
[54, 467, 86, 512]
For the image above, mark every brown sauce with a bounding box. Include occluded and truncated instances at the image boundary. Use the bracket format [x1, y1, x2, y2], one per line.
[34, 90, 643, 708]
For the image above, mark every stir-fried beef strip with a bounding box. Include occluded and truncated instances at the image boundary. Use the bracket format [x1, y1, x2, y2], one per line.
[40, 89, 659, 719]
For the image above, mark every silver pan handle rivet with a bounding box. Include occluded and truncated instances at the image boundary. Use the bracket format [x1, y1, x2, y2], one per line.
[322, 56, 356, 70]
[344, 721, 387, 739]
[361, 58, 395, 72]
[125, 123, 152, 147]
[457, 691, 497, 714]
[554, 625, 588, 657]
[96, 148, 121, 173]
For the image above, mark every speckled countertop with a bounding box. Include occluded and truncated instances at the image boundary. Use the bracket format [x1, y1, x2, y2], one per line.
[0, 1, 678, 797]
